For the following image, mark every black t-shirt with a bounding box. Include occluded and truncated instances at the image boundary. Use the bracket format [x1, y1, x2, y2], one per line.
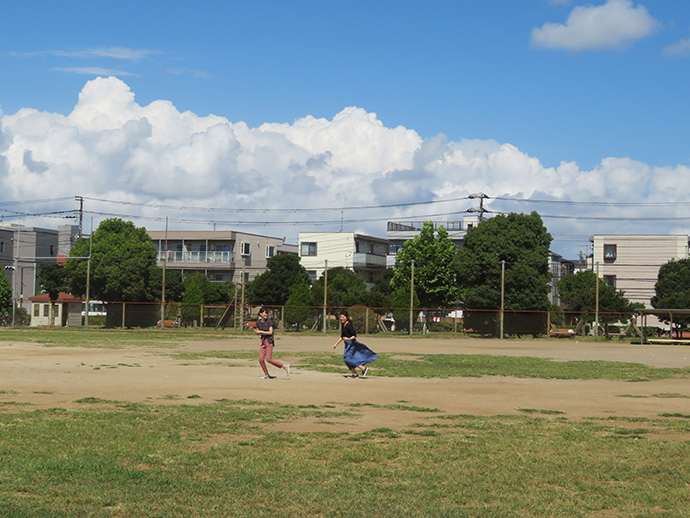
[257, 318, 274, 344]
[341, 321, 356, 339]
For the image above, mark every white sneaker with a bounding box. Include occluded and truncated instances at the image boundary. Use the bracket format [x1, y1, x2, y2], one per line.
[259, 374, 275, 379]
[285, 364, 290, 377]
[362, 367, 369, 378]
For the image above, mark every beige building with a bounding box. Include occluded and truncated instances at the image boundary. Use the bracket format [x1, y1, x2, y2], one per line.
[590, 234, 690, 309]
[147, 230, 297, 284]
[28, 292, 83, 327]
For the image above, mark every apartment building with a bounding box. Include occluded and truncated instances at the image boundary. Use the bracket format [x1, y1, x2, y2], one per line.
[0, 224, 78, 312]
[386, 216, 479, 267]
[147, 230, 297, 284]
[298, 232, 388, 288]
[590, 234, 690, 309]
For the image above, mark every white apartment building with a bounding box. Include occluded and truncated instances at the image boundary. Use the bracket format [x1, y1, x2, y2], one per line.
[590, 234, 690, 309]
[298, 232, 388, 288]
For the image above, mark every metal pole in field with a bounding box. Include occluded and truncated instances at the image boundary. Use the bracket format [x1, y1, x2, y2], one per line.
[500, 260, 505, 340]
[409, 260, 414, 336]
[322, 260, 328, 333]
[160, 217, 168, 329]
[240, 263, 245, 330]
[595, 262, 599, 338]
[85, 225, 93, 327]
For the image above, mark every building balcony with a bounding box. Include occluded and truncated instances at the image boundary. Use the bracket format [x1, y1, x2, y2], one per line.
[158, 251, 235, 265]
[353, 252, 387, 268]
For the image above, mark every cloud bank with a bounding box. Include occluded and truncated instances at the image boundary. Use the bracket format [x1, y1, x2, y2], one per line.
[531, 0, 660, 51]
[1, 76, 688, 258]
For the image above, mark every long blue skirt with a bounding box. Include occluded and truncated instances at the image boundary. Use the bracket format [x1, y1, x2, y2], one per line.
[343, 339, 378, 369]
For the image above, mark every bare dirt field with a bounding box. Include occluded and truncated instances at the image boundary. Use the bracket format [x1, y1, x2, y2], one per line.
[2, 335, 690, 431]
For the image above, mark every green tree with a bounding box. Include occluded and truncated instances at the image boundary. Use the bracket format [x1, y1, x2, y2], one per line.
[558, 271, 635, 337]
[456, 212, 552, 337]
[311, 267, 367, 315]
[0, 270, 12, 317]
[64, 218, 157, 302]
[181, 276, 205, 325]
[147, 267, 184, 302]
[391, 222, 460, 311]
[284, 281, 316, 329]
[651, 258, 690, 330]
[391, 285, 420, 332]
[246, 254, 311, 307]
[37, 264, 67, 327]
[366, 268, 395, 313]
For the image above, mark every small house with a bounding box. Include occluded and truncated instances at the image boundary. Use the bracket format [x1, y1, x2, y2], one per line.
[28, 292, 83, 327]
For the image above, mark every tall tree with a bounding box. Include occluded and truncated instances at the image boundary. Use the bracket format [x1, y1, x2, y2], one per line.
[147, 267, 184, 302]
[64, 218, 157, 302]
[457, 212, 552, 311]
[246, 254, 311, 307]
[391, 222, 460, 310]
[284, 281, 316, 329]
[37, 263, 66, 327]
[311, 266, 367, 314]
[456, 212, 552, 336]
[558, 270, 635, 336]
[0, 270, 12, 317]
[651, 258, 690, 328]
[366, 268, 395, 313]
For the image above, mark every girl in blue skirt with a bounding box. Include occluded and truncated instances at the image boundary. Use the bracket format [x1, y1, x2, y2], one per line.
[332, 311, 378, 378]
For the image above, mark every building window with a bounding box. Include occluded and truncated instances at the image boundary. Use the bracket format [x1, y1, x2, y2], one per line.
[34, 305, 39, 317]
[43, 304, 49, 317]
[0, 242, 4, 252]
[301, 242, 317, 257]
[604, 244, 617, 262]
[50, 245, 55, 256]
[266, 245, 275, 259]
[603, 275, 616, 288]
[243, 272, 250, 283]
[241, 242, 251, 256]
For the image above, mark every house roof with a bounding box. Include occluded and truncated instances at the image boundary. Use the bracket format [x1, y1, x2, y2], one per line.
[28, 292, 82, 303]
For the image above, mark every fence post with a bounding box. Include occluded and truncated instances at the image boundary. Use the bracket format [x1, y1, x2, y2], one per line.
[547, 310, 551, 339]
[200, 304, 204, 328]
[365, 307, 369, 335]
[121, 302, 126, 330]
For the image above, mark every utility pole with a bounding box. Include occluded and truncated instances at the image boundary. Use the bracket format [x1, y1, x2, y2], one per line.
[500, 260, 505, 339]
[595, 262, 600, 338]
[75, 196, 84, 238]
[409, 260, 414, 336]
[322, 260, 328, 333]
[160, 217, 168, 329]
[468, 193, 490, 222]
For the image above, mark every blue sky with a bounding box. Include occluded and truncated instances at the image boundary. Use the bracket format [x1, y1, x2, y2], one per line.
[2, 0, 690, 258]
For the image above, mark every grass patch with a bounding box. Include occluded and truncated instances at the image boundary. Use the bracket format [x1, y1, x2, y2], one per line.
[178, 350, 690, 382]
[0, 402, 689, 517]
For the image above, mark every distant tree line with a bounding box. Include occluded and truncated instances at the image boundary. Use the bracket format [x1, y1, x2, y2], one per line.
[7, 214, 686, 336]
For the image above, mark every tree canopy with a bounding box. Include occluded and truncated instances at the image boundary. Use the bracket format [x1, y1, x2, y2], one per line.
[311, 266, 367, 313]
[558, 270, 635, 333]
[651, 258, 690, 326]
[246, 254, 311, 307]
[456, 212, 552, 312]
[64, 218, 158, 302]
[0, 271, 12, 316]
[391, 221, 460, 309]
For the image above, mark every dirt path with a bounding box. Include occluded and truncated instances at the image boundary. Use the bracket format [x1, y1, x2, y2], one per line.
[2, 335, 689, 430]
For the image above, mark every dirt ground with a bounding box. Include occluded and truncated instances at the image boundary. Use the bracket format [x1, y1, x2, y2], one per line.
[2, 335, 690, 431]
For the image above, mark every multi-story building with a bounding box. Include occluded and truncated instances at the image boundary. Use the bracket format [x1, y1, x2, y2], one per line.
[0, 224, 78, 312]
[146, 230, 297, 284]
[298, 232, 388, 288]
[589, 234, 690, 309]
[386, 217, 479, 267]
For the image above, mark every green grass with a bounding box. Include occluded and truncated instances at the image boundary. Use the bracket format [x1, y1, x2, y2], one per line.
[175, 350, 690, 382]
[0, 401, 689, 517]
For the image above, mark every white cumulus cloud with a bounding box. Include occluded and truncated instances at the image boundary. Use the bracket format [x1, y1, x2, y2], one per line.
[0, 76, 687, 257]
[531, 0, 660, 51]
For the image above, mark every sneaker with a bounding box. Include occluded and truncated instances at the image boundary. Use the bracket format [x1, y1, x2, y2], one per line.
[344, 374, 359, 378]
[285, 364, 290, 377]
[362, 367, 369, 378]
[259, 374, 276, 379]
